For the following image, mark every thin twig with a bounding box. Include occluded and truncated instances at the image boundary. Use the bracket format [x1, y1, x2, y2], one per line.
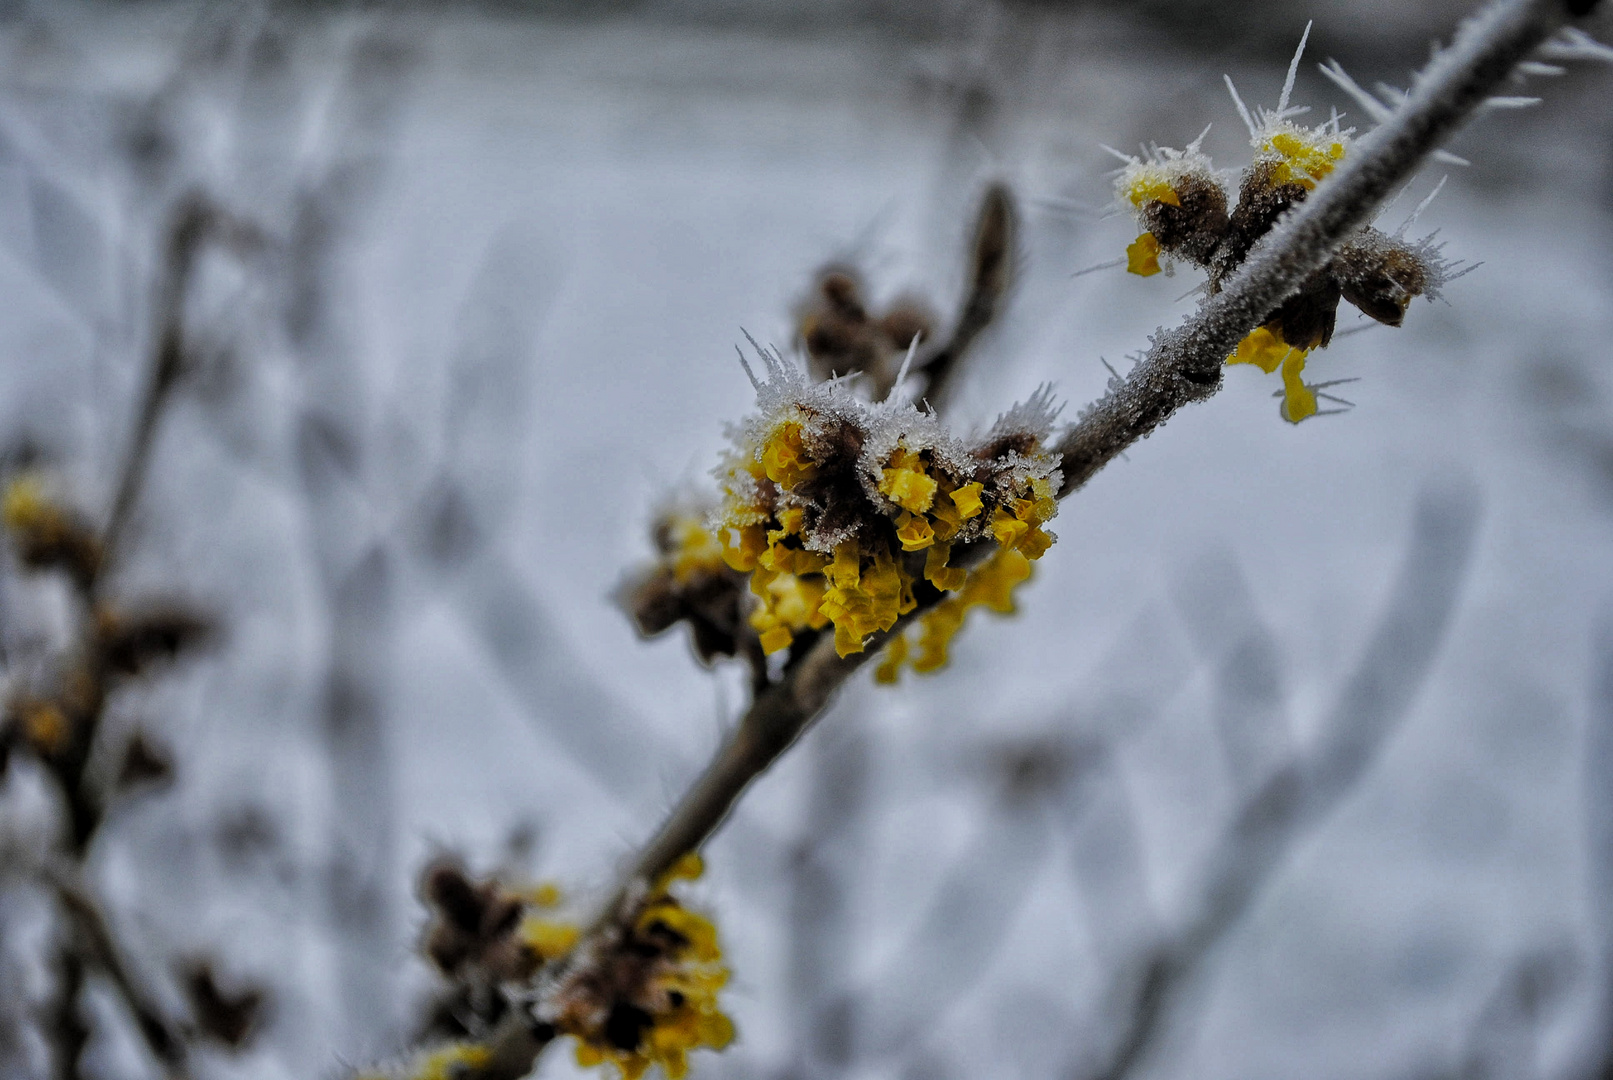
[921, 183, 1017, 413]
[31, 191, 254, 1080]
[43, 860, 188, 1078]
[97, 194, 258, 591]
[433, 1, 1585, 1073]
[1081, 483, 1479, 1080]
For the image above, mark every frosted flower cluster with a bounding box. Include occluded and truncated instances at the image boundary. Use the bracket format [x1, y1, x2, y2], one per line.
[712, 343, 1062, 663]
[1110, 26, 1456, 422]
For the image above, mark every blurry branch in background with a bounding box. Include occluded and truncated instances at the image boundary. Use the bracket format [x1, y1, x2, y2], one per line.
[393, 3, 1597, 1077]
[279, 24, 419, 1053]
[0, 194, 265, 1079]
[1585, 614, 1613, 1080]
[1079, 483, 1480, 1080]
[914, 183, 1017, 414]
[782, 722, 870, 1078]
[1449, 945, 1578, 1080]
[795, 183, 1016, 410]
[1054, 0, 1580, 495]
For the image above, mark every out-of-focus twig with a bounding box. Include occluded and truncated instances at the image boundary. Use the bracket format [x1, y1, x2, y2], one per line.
[1077, 483, 1479, 1080]
[42, 859, 186, 1077]
[918, 183, 1017, 413]
[18, 191, 251, 1080]
[98, 195, 260, 587]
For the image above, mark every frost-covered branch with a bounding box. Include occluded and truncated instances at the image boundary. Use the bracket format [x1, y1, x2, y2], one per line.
[384, 2, 1601, 1077]
[1056, 0, 1583, 494]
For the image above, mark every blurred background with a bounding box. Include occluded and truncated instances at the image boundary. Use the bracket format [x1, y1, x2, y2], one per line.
[0, 2, 1611, 1079]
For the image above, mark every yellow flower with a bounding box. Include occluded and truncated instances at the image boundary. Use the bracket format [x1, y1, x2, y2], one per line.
[1262, 127, 1347, 189]
[1126, 232, 1163, 277]
[881, 548, 1035, 681]
[949, 482, 984, 520]
[558, 856, 733, 1080]
[1125, 177, 1181, 208]
[1227, 325, 1292, 374]
[761, 420, 817, 489]
[1279, 348, 1318, 423]
[522, 917, 580, 962]
[717, 524, 766, 572]
[1226, 325, 1320, 424]
[879, 464, 938, 514]
[894, 512, 935, 552]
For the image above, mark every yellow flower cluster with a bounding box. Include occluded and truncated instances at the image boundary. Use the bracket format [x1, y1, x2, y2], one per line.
[1111, 31, 1451, 426]
[1257, 125, 1348, 190]
[719, 417, 1058, 658]
[875, 547, 1035, 682]
[663, 516, 727, 585]
[553, 855, 734, 1080]
[1, 473, 101, 584]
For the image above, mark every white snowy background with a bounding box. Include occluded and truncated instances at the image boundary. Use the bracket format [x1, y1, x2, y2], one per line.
[1, 3, 1612, 1080]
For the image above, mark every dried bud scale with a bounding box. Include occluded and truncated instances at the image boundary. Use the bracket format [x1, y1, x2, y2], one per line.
[621, 507, 750, 666]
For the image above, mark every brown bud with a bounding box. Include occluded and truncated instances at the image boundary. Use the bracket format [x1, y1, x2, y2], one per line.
[116, 731, 173, 789]
[96, 606, 212, 677]
[182, 962, 265, 1049]
[1138, 172, 1230, 267]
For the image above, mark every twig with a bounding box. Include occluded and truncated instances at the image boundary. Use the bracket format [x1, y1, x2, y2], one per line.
[920, 183, 1017, 413]
[97, 194, 259, 592]
[43, 860, 188, 1078]
[430, 1, 1586, 1072]
[1056, 0, 1577, 496]
[29, 191, 253, 1080]
[1080, 483, 1479, 1080]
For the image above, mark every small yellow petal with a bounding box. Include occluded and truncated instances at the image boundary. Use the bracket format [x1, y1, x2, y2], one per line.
[949, 483, 984, 520]
[1126, 232, 1162, 277]
[1227, 326, 1289, 374]
[758, 625, 793, 655]
[1279, 348, 1318, 424]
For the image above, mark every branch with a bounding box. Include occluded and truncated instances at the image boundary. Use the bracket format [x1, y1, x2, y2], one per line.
[920, 182, 1017, 413]
[1081, 482, 1479, 1080]
[43, 860, 188, 1079]
[421, 1, 1588, 1073]
[97, 194, 261, 592]
[1056, 0, 1578, 496]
